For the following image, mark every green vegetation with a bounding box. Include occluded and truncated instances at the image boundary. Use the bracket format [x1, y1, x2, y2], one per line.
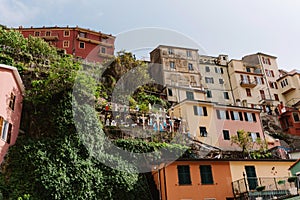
[0, 28, 185, 199]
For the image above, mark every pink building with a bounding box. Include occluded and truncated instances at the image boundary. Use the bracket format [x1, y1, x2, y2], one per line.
[0, 64, 24, 163]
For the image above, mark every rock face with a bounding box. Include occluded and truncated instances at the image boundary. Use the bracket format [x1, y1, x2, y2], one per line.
[261, 114, 300, 150]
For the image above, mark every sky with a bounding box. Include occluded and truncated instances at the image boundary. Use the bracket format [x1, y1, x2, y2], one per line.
[1, 0, 299, 71]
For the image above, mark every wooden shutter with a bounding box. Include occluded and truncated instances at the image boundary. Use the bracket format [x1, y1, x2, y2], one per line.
[6, 124, 12, 144]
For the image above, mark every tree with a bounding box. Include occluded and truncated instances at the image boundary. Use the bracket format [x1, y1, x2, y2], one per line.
[231, 129, 254, 157]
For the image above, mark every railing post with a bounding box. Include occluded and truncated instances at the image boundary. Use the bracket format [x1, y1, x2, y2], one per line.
[243, 172, 248, 193]
[274, 177, 278, 191]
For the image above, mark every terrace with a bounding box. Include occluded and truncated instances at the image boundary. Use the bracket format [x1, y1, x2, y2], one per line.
[232, 176, 299, 199]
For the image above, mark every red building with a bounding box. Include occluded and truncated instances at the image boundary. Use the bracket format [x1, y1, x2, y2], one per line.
[17, 26, 115, 63]
[277, 102, 300, 135]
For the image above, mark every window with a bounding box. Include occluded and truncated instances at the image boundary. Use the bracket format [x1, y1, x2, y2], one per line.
[269, 81, 278, 89]
[79, 42, 85, 49]
[170, 61, 175, 70]
[246, 88, 251, 97]
[293, 112, 300, 122]
[168, 48, 174, 55]
[223, 92, 229, 100]
[200, 165, 213, 184]
[9, 93, 16, 110]
[168, 88, 173, 96]
[205, 77, 214, 84]
[187, 50, 192, 57]
[230, 111, 240, 120]
[79, 32, 86, 38]
[34, 31, 40, 36]
[216, 110, 230, 120]
[274, 94, 279, 101]
[265, 69, 274, 77]
[244, 112, 254, 122]
[64, 30, 70, 37]
[193, 106, 208, 116]
[0, 117, 12, 144]
[262, 57, 271, 65]
[205, 66, 210, 72]
[177, 165, 191, 185]
[260, 90, 266, 100]
[281, 79, 289, 88]
[45, 31, 51, 36]
[219, 78, 224, 84]
[188, 63, 194, 71]
[223, 130, 230, 140]
[256, 77, 263, 85]
[200, 126, 207, 137]
[215, 67, 223, 74]
[101, 47, 106, 54]
[186, 91, 194, 100]
[63, 40, 69, 48]
[246, 67, 251, 73]
[249, 132, 260, 142]
[206, 90, 212, 98]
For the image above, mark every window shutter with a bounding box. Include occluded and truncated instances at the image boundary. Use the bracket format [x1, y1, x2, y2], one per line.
[226, 111, 230, 120]
[193, 106, 198, 115]
[239, 112, 243, 121]
[0, 117, 3, 137]
[252, 113, 257, 122]
[203, 107, 208, 116]
[216, 110, 221, 119]
[200, 165, 213, 184]
[220, 68, 224, 74]
[244, 112, 248, 121]
[6, 124, 12, 144]
[230, 111, 234, 120]
[256, 132, 260, 138]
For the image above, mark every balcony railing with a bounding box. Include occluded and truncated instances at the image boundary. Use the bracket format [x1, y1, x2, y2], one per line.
[240, 79, 257, 88]
[232, 177, 298, 199]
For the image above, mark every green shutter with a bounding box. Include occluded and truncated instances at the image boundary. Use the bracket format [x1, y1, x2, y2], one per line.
[177, 165, 191, 185]
[200, 165, 213, 184]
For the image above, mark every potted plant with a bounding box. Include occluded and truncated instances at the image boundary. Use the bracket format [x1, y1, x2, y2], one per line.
[255, 185, 265, 192]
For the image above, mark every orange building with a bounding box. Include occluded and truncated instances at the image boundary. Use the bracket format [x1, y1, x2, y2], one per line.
[153, 160, 234, 200]
[16, 26, 115, 63]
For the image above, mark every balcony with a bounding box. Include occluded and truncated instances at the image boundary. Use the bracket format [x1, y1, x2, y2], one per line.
[232, 177, 299, 199]
[240, 79, 257, 88]
[41, 35, 59, 41]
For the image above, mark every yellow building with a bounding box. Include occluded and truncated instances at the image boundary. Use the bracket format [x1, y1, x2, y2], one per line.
[277, 69, 300, 108]
[228, 53, 284, 113]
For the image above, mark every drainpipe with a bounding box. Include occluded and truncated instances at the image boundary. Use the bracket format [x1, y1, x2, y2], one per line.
[163, 164, 167, 200]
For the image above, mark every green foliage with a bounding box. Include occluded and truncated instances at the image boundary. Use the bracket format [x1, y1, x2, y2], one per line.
[231, 129, 254, 156]
[0, 28, 161, 199]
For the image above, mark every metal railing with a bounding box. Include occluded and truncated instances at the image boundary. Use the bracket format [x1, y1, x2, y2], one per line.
[232, 177, 298, 199]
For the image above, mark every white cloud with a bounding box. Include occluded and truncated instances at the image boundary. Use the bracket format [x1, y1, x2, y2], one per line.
[0, 0, 39, 27]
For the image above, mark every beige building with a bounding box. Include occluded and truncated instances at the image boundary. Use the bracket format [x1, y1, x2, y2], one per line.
[277, 69, 300, 108]
[150, 45, 233, 105]
[150, 45, 206, 103]
[199, 54, 234, 105]
[228, 53, 284, 113]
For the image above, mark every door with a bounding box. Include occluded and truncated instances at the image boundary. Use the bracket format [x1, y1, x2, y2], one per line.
[245, 166, 258, 190]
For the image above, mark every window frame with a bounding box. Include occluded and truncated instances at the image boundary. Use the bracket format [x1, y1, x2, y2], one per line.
[79, 42, 85, 49]
[223, 130, 230, 140]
